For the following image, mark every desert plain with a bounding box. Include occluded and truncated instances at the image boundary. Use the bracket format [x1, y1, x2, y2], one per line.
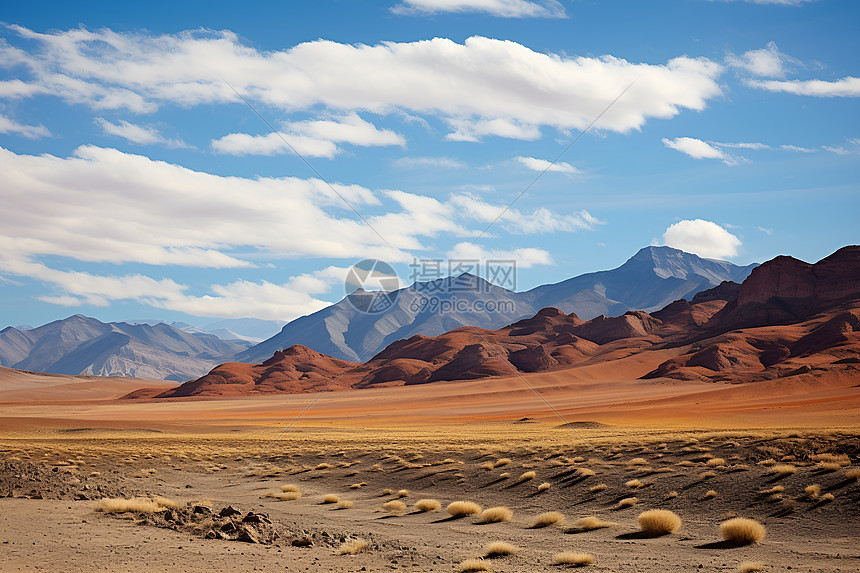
[1, 351, 858, 573]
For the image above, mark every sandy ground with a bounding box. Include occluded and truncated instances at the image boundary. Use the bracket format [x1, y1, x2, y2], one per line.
[1, 364, 859, 572]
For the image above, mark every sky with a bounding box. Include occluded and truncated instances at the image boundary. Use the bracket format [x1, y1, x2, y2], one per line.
[0, 0, 858, 329]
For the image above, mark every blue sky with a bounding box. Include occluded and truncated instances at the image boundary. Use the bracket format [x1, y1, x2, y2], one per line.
[0, 0, 858, 329]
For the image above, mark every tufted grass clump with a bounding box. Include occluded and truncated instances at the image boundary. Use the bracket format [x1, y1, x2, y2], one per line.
[737, 562, 765, 573]
[337, 538, 369, 555]
[447, 501, 482, 517]
[485, 541, 518, 557]
[770, 464, 797, 476]
[459, 558, 490, 572]
[537, 482, 551, 492]
[281, 484, 301, 493]
[530, 511, 565, 528]
[480, 507, 513, 523]
[588, 483, 607, 493]
[569, 516, 615, 532]
[617, 497, 638, 508]
[637, 510, 681, 535]
[552, 552, 595, 566]
[720, 518, 766, 545]
[414, 498, 441, 512]
[625, 479, 646, 489]
[704, 490, 718, 499]
[96, 497, 163, 513]
[804, 484, 821, 499]
[382, 500, 407, 514]
[517, 470, 537, 482]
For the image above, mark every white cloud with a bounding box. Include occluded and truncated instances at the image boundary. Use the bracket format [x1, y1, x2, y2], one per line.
[662, 137, 732, 163]
[2, 26, 724, 140]
[712, 141, 770, 150]
[0, 114, 51, 138]
[746, 76, 860, 97]
[447, 194, 600, 234]
[712, 0, 816, 4]
[516, 155, 581, 174]
[212, 113, 405, 157]
[391, 0, 566, 18]
[757, 226, 773, 235]
[95, 117, 188, 148]
[780, 144, 816, 153]
[660, 219, 742, 259]
[726, 42, 799, 78]
[447, 241, 553, 268]
[393, 156, 467, 169]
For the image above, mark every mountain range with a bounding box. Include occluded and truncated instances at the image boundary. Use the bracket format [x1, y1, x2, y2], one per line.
[0, 315, 251, 381]
[237, 246, 757, 363]
[151, 245, 860, 399]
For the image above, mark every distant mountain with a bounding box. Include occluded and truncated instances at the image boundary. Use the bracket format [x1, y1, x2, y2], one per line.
[152, 245, 860, 399]
[0, 315, 252, 381]
[126, 317, 285, 343]
[238, 246, 758, 363]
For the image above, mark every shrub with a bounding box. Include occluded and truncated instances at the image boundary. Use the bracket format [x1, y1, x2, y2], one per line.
[637, 510, 681, 535]
[804, 484, 821, 499]
[382, 500, 407, 514]
[737, 562, 765, 573]
[447, 501, 482, 517]
[480, 507, 513, 523]
[414, 498, 441, 512]
[617, 497, 638, 508]
[322, 494, 340, 504]
[397, 489, 409, 497]
[281, 484, 300, 493]
[459, 558, 490, 572]
[337, 538, 368, 555]
[518, 471, 537, 482]
[530, 511, 565, 528]
[537, 482, 551, 492]
[552, 552, 595, 566]
[95, 497, 162, 513]
[485, 541, 518, 557]
[770, 464, 797, 476]
[570, 516, 615, 532]
[336, 500, 354, 509]
[720, 518, 766, 545]
[588, 483, 607, 493]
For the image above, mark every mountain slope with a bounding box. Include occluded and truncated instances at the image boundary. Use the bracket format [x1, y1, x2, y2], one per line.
[154, 245, 859, 398]
[0, 315, 251, 381]
[239, 246, 757, 362]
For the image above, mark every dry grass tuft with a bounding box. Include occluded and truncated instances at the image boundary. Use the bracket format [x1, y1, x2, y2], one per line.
[570, 516, 615, 532]
[770, 464, 797, 476]
[617, 497, 638, 508]
[845, 468, 860, 480]
[737, 562, 765, 573]
[498, 472, 511, 479]
[480, 507, 513, 523]
[459, 558, 491, 572]
[637, 509, 681, 535]
[447, 501, 482, 517]
[625, 479, 646, 488]
[336, 500, 354, 509]
[810, 453, 849, 466]
[704, 490, 718, 499]
[349, 482, 366, 489]
[96, 497, 162, 513]
[494, 458, 511, 467]
[552, 552, 595, 566]
[268, 491, 301, 501]
[666, 491, 679, 499]
[577, 468, 596, 477]
[627, 457, 648, 466]
[720, 518, 766, 545]
[315, 463, 334, 470]
[588, 483, 607, 493]
[414, 498, 441, 512]
[480, 461, 495, 470]
[537, 482, 551, 492]
[397, 489, 409, 497]
[485, 541, 518, 557]
[820, 492, 834, 502]
[281, 484, 301, 493]
[706, 458, 726, 467]
[337, 538, 369, 555]
[699, 471, 717, 479]
[759, 485, 783, 495]
[530, 511, 565, 528]
[321, 494, 340, 504]
[382, 500, 407, 514]
[517, 470, 537, 482]
[804, 484, 821, 499]
[153, 496, 179, 509]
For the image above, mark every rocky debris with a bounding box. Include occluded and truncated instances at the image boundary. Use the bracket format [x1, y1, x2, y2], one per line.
[135, 504, 279, 544]
[0, 459, 129, 501]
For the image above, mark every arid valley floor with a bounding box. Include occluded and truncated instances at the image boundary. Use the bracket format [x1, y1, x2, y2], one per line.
[1, 362, 858, 572]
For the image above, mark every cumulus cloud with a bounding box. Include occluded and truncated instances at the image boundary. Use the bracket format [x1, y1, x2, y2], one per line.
[391, 0, 567, 18]
[726, 42, 800, 78]
[662, 137, 732, 163]
[447, 241, 553, 268]
[516, 155, 581, 174]
[746, 76, 860, 97]
[0, 114, 51, 138]
[212, 113, 405, 157]
[660, 219, 742, 259]
[1, 26, 724, 140]
[95, 118, 189, 148]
